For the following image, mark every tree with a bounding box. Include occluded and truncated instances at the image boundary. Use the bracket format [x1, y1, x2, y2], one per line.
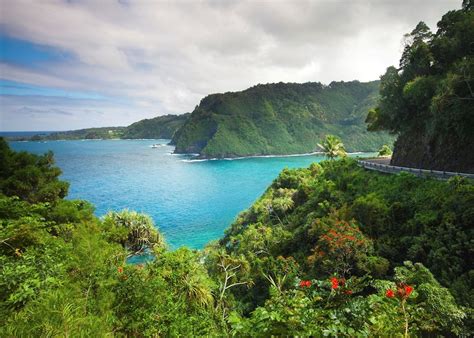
[102, 210, 165, 257]
[0, 138, 69, 204]
[307, 213, 375, 277]
[378, 144, 393, 157]
[366, 5, 474, 172]
[317, 135, 347, 160]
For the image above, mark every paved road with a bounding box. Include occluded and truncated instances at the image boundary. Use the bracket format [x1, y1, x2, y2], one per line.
[358, 158, 474, 180]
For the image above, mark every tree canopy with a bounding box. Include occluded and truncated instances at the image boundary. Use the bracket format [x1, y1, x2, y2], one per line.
[366, 4, 474, 172]
[0, 137, 69, 203]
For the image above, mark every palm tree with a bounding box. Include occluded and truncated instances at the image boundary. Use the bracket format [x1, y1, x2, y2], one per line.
[317, 135, 347, 160]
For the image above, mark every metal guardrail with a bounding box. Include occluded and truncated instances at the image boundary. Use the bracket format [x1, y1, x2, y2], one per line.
[357, 160, 474, 180]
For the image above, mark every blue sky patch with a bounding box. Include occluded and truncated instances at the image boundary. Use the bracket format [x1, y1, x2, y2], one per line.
[0, 79, 105, 100]
[0, 34, 74, 67]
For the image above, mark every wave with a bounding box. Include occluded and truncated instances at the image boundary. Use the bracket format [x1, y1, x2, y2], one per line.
[121, 138, 171, 141]
[181, 159, 209, 162]
[166, 152, 199, 157]
[181, 152, 324, 162]
[179, 151, 371, 162]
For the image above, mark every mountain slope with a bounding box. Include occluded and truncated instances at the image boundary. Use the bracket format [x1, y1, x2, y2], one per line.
[21, 114, 189, 141]
[121, 113, 190, 139]
[171, 81, 394, 158]
[29, 127, 126, 141]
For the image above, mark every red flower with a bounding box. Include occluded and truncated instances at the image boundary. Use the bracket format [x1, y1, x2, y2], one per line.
[117, 266, 124, 274]
[330, 277, 339, 289]
[345, 290, 353, 295]
[396, 283, 414, 299]
[299, 280, 312, 288]
[386, 289, 395, 298]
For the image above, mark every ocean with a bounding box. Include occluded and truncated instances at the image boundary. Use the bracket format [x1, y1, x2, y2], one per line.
[9, 139, 373, 249]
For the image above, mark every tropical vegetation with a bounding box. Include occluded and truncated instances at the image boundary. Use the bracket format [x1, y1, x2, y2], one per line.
[1, 2, 473, 336]
[366, 0, 473, 172]
[1, 137, 472, 336]
[317, 134, 347, 160]
[121, 113, 190, 140]
[378, 144, 393, 157]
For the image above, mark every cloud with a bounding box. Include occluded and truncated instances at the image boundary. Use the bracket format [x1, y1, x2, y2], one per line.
[0, 94, 140, 131]
[0, 0, 460, 130]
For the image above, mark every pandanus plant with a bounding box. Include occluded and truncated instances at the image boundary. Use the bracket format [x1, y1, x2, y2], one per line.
[103, 210, 165, 257]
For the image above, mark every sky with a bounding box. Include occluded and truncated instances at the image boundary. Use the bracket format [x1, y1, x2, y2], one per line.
[0, 0, 460, 131]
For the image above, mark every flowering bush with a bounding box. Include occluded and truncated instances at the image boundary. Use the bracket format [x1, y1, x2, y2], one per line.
[330, 277, 339, 289]
[385, 283, 414, 300]
[308, 213, 374, 277]
[231, 264, 466, 337]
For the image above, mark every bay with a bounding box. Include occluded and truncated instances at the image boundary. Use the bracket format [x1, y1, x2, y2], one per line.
[9, 139, 374, 249]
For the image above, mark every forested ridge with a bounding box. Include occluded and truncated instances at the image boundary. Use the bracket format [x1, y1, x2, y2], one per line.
[172, 80, 394, 158]
[121, 113, 190, 140]
[16, 114, 189, 141]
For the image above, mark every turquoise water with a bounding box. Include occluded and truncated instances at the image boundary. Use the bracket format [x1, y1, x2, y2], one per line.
[10, 140, 372, 249]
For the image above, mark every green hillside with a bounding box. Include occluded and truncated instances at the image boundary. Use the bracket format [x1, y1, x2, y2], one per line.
[171, 81, 394, 158]
[17, 114, 189, 141]
[29, 127, 126, 141]
[121, 113, 190, 139]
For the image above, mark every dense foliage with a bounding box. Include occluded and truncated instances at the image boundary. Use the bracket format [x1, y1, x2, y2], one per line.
[172, 81, 394, 158]
[215, 158, 472, 335]
[13, 114, 189, 141]
[366, 1, 474, 172]
[0, 139, 68, 203]
[0, 138, 224, 336]
[1, 137, 471, 336]
[317, 134, 347, 160]
[378, 144, 393, 157]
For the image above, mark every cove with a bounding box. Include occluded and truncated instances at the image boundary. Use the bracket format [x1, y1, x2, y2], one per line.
[10, 139, 374, 249]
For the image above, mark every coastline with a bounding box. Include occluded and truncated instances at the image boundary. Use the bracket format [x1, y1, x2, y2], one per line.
[178, 151, 371, 162]
[8, 137, 374, 162]
[6, 137, 172, 142]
